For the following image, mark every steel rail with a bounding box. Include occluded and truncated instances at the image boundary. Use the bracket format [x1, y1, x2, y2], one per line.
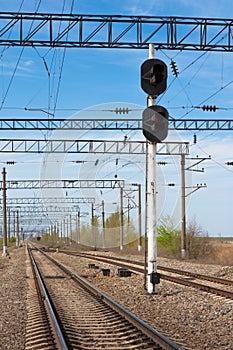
[33, 246, 184, 350]
[64, 251, 233, 299]
[84, 253, 233, 286]
[28, 247, 69, 350]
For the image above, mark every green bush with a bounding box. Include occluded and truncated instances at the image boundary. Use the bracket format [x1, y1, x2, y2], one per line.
[157, 216, 214, 260]
[157, 216, 181, 257]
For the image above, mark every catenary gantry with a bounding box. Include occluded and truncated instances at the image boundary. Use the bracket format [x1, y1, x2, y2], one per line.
[0, 179, 125, 189]
[0, 139, 189, 155]
[0, 197, 95, 205]
[0, 13, 233, 51]
[0, 139, 189, 154]
[0, 118, 232, 130]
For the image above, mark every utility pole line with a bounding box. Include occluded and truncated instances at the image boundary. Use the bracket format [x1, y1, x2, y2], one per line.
[138, 183, 142, 252]
[102, 200, 105, 249]
[2, 167, 8, 256]
[7, 207, 11, 242]
[180, 155, 210, 258]
[62, 219, 65, 239]
[127, 198, 130, 226]
[132, 183, 142, 252]
[69, 214, 72, 242]
[120, 187, 124, 250]
[66, 217, 69, 243]
[21, 227, 24, 242]
[75, 212, 78, 243]
[77, 209, 81, 244]
[13, 210, 16, 237]
[60, 220, 63, 239]
[16, 209, 20, 247]
[91, 203, 97, 250]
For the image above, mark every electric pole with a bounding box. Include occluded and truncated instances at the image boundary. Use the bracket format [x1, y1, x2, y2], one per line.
[180, 155, 210, 258]
[120, 187, 124, 250]
[102, 200, 105, 248]
[132, 183, 142, 252]
[2, 168, 8, 256]
[7, 207, 11, 242]
[16, 209, 19, 247]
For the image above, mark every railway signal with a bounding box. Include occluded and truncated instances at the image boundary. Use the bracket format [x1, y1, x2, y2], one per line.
[142, 105, 169, 143]
[141, 58, 167, 96]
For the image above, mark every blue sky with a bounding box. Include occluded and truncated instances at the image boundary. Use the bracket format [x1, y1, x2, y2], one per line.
[0, 0, 233, 238]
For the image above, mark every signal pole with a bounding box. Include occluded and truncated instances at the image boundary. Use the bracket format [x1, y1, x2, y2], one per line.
[146, 44, 157, 293]
[141, 45, 168, 293]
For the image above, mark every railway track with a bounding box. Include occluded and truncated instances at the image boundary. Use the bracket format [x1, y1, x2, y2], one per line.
[27, 246, 184, 350]
[59, 251, 233, 300]
[25, 248, 60, 350]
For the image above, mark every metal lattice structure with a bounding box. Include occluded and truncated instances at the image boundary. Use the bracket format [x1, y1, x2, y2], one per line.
[0, 197, 95, 205]
[4, 206, 79, 214]
[18, 218, 56, 225]
[1, 179, 125, 189]
[0, 139, 189, 155]
[169, 119, 233, 130]
[0, 13, 233, 51]
[0, 118, 233, 130]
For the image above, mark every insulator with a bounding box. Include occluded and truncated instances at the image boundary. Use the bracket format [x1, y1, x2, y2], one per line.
[193, 134, 197, 144]
[226, 161, 233, 166]
[170, 60, 179, 77]
[6, 161, 15, 164]
[114, 107, 129, 114]
[202, 105, 217, 112]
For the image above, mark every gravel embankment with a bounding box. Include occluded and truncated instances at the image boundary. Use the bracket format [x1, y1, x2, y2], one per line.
[0, 246, 232, 350]
[0, 246, 27, 350]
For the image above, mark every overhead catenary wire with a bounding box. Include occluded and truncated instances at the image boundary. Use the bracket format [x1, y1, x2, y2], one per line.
[0, 0, 25, 58]
[52, 0, 75, 117]
[0, 0, 42, 110]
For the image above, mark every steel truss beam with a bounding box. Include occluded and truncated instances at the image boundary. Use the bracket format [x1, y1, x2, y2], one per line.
[18, 218, 54, 225]
[0, 139, 189, 155]
[0, 13, 232, 51]
[0, 118, 232, 130]
[1, 197, 95, 205]
[1, 179, 124, 189]
[2, 206, 79, 215]
[169, 119, 233, 130]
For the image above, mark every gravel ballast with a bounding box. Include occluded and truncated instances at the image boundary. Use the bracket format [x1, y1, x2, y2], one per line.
[53, 251, 233, 350]
[0, 246, 232, 350]
[0, 247, 27, 350]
